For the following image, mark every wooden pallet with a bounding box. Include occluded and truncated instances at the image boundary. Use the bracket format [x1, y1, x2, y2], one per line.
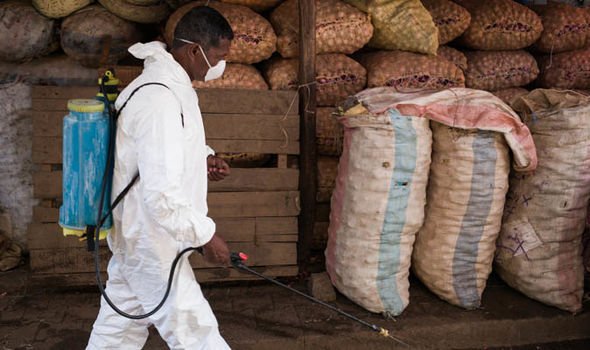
[28, 85, 300, 284]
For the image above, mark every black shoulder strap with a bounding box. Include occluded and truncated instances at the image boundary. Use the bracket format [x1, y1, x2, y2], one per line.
[99, 82, 183, 227]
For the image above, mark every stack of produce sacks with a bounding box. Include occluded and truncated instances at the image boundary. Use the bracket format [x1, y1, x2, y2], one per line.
[532, 3, 590, 90]
[98, 0, 170, 23]
[496, 89, 590, 313]
[33, 0, 92, 18]
[268, 0, 372, 249]
[454, 0, 542, 100]
[166, 1, 275, 89]
[326, 87, 537, 314]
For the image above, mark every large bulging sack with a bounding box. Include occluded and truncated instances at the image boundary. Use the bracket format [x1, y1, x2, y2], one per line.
[455, 0, 543, 50]
[422, 0, 471, 45]
[437, 45, 467, 71]
[326, 89, 432, 315]
[344, 0, 439, 55]
[0, 2, 59, 62]
[61, 5, 143, 68]
[264, 54, 367, 106]
[490, 87, 529, 106]
[464, 50, 539, 91]
[165, 1, 277, 64]
[33, 0, 92, 18]
[192, 63, 268, 90]
[270, 0, 373, 58]
[533, 2, 590, 54]
[98, 0, 170, 24]
[360, 50, 465, 90]
[495, 89, 590, 313]
[537, 48, 590, 89]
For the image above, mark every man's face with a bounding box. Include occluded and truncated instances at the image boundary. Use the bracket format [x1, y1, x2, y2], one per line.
[190, 38, 231, 82]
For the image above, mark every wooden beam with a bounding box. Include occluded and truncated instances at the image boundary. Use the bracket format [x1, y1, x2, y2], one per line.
[208, 191, 300, 218]
[298, 0, 317, 273]
[207, 139, 299, 155]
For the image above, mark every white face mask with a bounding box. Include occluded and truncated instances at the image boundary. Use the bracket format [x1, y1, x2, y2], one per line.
[177, 38, 226, 81]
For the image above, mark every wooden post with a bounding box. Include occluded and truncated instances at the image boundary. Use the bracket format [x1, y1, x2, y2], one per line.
[297, 0, 317, 273]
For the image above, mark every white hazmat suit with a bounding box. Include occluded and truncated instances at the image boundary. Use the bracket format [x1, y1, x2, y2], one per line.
[87, 41, 230, 350]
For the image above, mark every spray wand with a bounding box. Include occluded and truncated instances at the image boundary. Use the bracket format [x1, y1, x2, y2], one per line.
[229, 252, 408, 347]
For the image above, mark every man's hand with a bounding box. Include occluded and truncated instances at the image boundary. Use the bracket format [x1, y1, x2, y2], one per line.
[207, 155, 230, 181]
[203, 234, 230, 266]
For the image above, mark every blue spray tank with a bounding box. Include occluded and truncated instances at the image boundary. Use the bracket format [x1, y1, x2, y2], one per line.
[58, 70, 119, 241]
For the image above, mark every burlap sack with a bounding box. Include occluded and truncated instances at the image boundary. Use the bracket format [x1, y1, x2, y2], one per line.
[165, 1, 276, 64]
[326, 91, 432, 315]
[455, 0, 543, 50]
[360, 50, 465, 90]
[537, 48, 590, 89]
[422, 0, 471, 45]
[437, 45, 467, 71]
[98, 0, 170, 24]
[317, 107, 343, 156]
[344, 0, 438, 55]
[220, 0, 282, 12]
[192, 63, 268, 90]
[496, 89, 590, 313]
[33, 0, 92, 18]
[317, 156, 339, 203]
[270, 0, 373, 58]
[0, 55, 96, 86]
[464, 50, 539, 91]
[490, 87, 529, 106]
[0, 2, 59, 62]
[413, 122, 510, 309]
[61, 5, 142, 68]
[264, 54, 367, 107]
[533, 2, 590, 53]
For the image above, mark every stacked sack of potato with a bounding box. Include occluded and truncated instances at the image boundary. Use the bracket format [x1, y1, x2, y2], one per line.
[265, 0, 374, 249]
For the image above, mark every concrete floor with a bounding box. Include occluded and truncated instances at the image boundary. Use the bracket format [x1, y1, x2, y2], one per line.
[1, 264, 589, 350]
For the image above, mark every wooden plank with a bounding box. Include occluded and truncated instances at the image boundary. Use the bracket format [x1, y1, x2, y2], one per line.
[207, 139, 299, 155]
[208, 191, 300, 218]
[298, 0, 318, 272]
[203, 114, 299, 141]
[33, 171, 61, 199]
[32, 136, 61, 164]
[34, 112, 300, 140]
[30, 265, 298, 286]
[34, 168, 298, 198]
[33, 206, 59, 223]
[214, 218, 255, 242]
[277, 155, 288, 168]
[256, 217, 298, 235]
[28, 223, 107, 250]
[30, 242, 297, 274]
[208, 168, 298, 192]
[198, 89, 298, 115]
[32, 86, 96, 100]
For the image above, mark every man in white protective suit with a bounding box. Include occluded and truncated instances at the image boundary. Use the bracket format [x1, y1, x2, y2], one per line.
[87, 6, 234, 349]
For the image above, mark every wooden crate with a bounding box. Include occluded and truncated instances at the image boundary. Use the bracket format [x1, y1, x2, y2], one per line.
[28, 85, 300, 284]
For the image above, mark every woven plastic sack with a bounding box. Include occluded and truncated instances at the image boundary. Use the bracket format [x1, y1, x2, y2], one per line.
[220, 0, 282, 12]
[361, 50, 465, 89]
[264, 54, 367, 107]
[33, 0, 92, 18]
[165, 1, 276, 64]
[61, 5, 142, 68]
[537, 48, 590, 89]
[0, 2, 59, 62]
[317, 107, 343, 156]
[326, 90, 432, 315]
[495, 89, 590, 313]
[533, 2, 590, 53]
[344, 0, 438, 55]
[270, 0, 373, 58]
[490, 87, 529, 106]
[455, 0, 543, 50]
[437, 45, 467, 71]
[422, 0, 471, 45]
[192, 63, 268, 90]
[317, 156, 339, 203]
[464, 50, 539, 91]
[98, 0, 170, 23]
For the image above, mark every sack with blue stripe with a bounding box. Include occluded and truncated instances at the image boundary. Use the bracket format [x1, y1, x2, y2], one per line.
[325, 93, 432, 316]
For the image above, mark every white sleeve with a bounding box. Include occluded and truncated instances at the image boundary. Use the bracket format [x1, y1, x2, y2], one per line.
[132, 88, 215, 247]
